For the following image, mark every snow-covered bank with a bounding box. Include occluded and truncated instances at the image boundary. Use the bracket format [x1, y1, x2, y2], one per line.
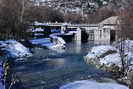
[84, 45, 122, 72]
[60, 80, 129, 89]
[84, 40, 133, 88]
[85, 40, 133, 71]
[0, 40, 32, 59]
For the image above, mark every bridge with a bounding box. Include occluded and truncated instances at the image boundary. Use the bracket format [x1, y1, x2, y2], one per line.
[31, 21, 117, 44]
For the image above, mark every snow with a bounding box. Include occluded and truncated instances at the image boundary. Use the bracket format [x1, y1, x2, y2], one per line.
[48, 43, 65, 49]
[34, 33, 44, 36]
[56, 37, 66, 44]
[114, 40, 133, 70]
[47, 37, 66, 49]
[86, 53, 96, 59]
[34, 21, 48, 26]
[50, 33, 66, 49]
[0, 41, 7, 48]
[60, 80, 129, 89]
[85, 40, 133, 72]
[90, 45, 117, 57]
[128, 52, 133, 65]
[1, 40, 32, 59]
[30, 37, 66, 50]
[85, 45, 121, 71]
[48, 33, 66, 49]
[100, 53, 122, 67]
[114, 40, 133, 52]
[65, 31, 77, 35]
[32, 28, 44, 32]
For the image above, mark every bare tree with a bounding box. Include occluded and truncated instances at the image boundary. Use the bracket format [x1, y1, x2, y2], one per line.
[117, 5, 133, 76]
[87, 6, 116, 24]
[64, 13, 85, 24]
[0, 0, 35, 39]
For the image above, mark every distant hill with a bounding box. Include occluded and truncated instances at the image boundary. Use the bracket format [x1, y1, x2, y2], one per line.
[38, 0, 133, 14]
[104, 0, 133, 12]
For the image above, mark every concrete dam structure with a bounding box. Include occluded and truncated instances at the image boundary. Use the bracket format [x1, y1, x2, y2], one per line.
[30, 16, 118, 44]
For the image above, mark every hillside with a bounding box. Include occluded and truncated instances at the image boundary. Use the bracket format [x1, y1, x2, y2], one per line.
[36, 0, 133, 14]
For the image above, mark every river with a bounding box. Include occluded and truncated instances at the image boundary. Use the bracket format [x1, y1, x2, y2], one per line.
[13, 42, 111, 89]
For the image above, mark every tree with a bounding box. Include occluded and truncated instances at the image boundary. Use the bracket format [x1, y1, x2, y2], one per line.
[118, 5, 133, 40]
[116, 5, 133, 76]
[0, 0, 32, 39]
[87, 6, 116, 24]
[25, 6, 64, 23]
[64, 13, 85, 24]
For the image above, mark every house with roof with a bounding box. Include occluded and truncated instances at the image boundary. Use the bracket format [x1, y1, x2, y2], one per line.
[94, 16, 118, 44]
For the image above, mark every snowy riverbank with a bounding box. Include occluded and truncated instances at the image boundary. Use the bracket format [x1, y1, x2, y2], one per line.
[84, 40, 133, 88]
[84, 45, 122, 72]
[85, 40, 133, 72]
[0, 40, 32, 59]
[60, 80, 129, 89]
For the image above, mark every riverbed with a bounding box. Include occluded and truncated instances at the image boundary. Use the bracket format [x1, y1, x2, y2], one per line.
[13, 42, 111, 89]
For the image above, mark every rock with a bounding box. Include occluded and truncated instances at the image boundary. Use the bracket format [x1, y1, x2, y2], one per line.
[84, 45, 122, 73]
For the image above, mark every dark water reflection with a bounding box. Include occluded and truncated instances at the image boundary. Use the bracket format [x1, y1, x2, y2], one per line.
[14, 42, 111, 89]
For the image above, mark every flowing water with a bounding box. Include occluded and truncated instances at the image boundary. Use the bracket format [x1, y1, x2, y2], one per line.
[13, 42, 111, 89]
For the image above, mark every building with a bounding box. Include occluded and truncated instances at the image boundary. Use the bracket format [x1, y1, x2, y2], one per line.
[94, 16, 118, 44]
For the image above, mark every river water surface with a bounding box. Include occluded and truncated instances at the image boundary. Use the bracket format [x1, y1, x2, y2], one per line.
[14, 42, 111, 89]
